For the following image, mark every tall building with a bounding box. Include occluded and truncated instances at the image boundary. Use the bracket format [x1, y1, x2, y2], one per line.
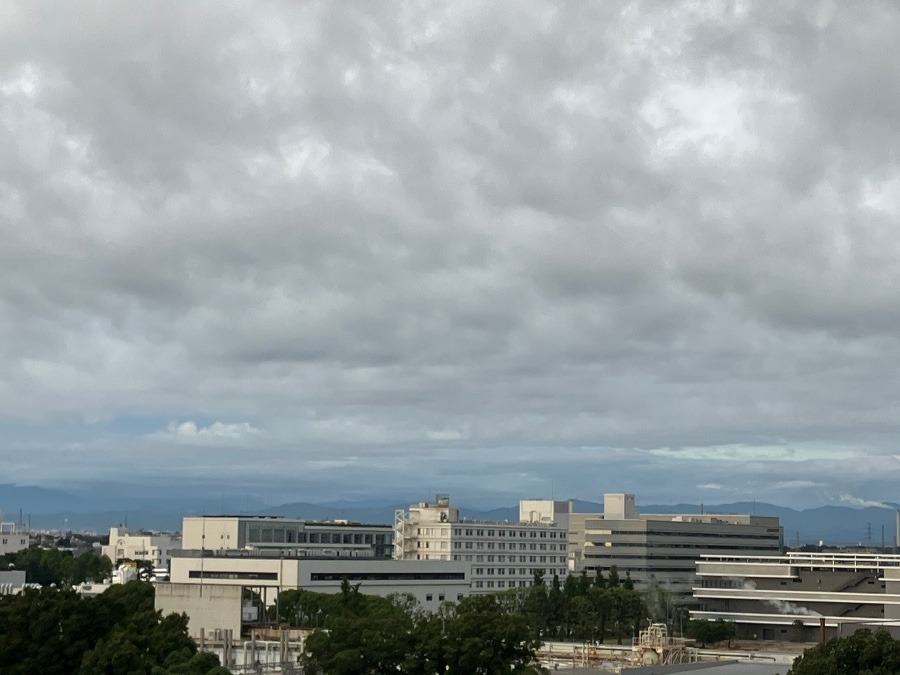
[181, 516, 394, 559]
[394, 494, 570, 593]
[568, 494, 783, 598]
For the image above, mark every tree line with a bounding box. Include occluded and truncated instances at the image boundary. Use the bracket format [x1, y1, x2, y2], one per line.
[282, 579, 542, 674]
[1, 546, 113, 586]
[0, 582, 228, 675]
[519, 568, 645, 643]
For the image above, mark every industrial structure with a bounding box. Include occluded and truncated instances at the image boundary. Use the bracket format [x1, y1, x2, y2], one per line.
[393, 494, 569, 592]
[568, 494, 783, 598]
[692, 552, 900, 641]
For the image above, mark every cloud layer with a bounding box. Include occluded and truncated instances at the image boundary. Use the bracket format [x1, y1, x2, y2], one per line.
[1, 1, 900, 507]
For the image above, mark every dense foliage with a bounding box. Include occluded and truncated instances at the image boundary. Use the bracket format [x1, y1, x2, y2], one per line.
[788, 629, 900, 675]
[300, 582, 542, 674]
[287, 571, 648, 673]
[519, 569, 646, 643]
[684, 619, 736, 647]
[1, 546, 112, 585]
[0, 581, 228, 675]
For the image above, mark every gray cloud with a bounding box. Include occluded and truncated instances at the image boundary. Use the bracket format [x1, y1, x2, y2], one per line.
[1, 1, 900, 508]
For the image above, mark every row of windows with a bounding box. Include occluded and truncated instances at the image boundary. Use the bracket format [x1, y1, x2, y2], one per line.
[454, 529, 561, 539]
[189, 570, 278, 580]
[586, 530, 780, 540]
[584, 549, 777, 559]
[585, 542, 779, 550]
[248, 527, 390, 545]
[452, 554, 565, 564]
[474, 580, 531, 588]
[310, 572, 466, 581]
[454, 542, 563, 551]
[456, 542, 567, 551]
[473, 567, 566, 577]
[425, 593, 465, 602]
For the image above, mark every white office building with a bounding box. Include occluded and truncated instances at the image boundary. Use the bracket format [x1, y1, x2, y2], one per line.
[162, 552, 471, 637]
[102, 526, 181, 569]
[394, 494, 570, 593]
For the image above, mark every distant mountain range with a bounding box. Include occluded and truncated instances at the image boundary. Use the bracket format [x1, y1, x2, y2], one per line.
[1, 483, 898, 546]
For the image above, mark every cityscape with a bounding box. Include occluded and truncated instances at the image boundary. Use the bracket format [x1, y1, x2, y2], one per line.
[3, 1, 900, 674]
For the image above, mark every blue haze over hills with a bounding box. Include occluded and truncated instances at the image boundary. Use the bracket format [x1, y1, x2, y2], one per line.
[1, 483, 897, 546]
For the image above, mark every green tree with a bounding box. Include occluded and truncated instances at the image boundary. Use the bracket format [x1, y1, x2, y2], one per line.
[547, 574, 565, 637]
[788, 629, 900, 675]
[0, 581, 225, 675]
[607, 566, 621, 588]
[302, 593, 415, 674]
[2, 548, 113, 586]
[442, 594, 539, 674]
[685, 619, 736, 648]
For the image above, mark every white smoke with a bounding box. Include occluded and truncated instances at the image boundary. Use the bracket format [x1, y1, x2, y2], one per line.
[835, 494, 892, 510]
[742, 580, 821, 617]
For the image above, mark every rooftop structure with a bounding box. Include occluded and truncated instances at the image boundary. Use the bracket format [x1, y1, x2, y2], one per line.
[181, 515, 394, 559]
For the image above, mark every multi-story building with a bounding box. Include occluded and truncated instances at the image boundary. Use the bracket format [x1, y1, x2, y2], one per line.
[394, 494, 570, 593]
[102, 526, 181, 570]
[0, 520, 29, 557]
[181, 516, 394, 559]
[161, 553, 471, 637]
[569, 494, 783, 598]
[693, 552, 900, 641]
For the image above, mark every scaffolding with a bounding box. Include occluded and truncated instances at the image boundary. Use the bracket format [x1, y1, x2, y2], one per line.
[631, 623, 698, 666]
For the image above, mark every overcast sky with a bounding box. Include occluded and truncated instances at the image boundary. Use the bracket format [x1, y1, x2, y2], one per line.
[1, 1, 899, 509]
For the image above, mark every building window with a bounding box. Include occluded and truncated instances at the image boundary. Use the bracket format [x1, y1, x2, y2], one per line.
[426, 595, 433, 602]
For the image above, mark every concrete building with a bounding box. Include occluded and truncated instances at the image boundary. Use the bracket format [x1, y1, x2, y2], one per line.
[102, 526, 181, 569]
[0, 512, 29, 556]
[569, 494, 783, 598]
[166, 551, 470, 625]
[394, 494, 569, 593]
[182, 516, 393, 559]
[156, 583, 244, 638]
[0, 522, 29, 556]
[692, 552, 900, 641]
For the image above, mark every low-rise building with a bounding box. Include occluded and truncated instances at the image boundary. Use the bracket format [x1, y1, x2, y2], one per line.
[182, 516, 393, 559]
[394, 494, 569, 593]
[692, 552, 900, 641]
[569, 494, 783, 598]
[102, 526, 181, 569]
[163, 551, 471, 636]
